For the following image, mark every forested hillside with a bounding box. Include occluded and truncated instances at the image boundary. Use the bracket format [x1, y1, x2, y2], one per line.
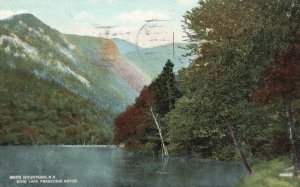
[0, 63, 112, 145]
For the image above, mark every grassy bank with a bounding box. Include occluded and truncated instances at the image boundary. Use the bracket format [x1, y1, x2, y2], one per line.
[236, 157, 300, 187]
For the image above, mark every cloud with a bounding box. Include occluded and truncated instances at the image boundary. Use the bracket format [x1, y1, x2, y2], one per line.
[115, 10, 170, 22]
[0, 9, 29, 20]
[177, 0, 198, 6]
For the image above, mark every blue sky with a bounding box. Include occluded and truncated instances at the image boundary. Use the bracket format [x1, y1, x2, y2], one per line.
[0, 0, 198, 47]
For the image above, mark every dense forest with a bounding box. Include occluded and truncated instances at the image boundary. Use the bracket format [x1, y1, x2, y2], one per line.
[114, 0, 300, 173]
[0, 63, 113, 145]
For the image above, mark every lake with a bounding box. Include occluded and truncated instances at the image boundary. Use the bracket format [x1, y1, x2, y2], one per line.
[0, 146, 245, 187]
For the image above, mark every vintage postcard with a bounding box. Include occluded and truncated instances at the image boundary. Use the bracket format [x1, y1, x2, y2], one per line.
[0, 0, 299, 186]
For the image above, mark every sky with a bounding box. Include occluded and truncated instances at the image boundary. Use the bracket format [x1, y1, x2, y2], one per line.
[0, 0, 198, 47]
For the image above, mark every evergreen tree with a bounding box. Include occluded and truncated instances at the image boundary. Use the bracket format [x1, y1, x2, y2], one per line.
[152, 59, 181, 115]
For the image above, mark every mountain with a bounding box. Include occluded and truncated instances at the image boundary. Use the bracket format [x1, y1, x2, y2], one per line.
[0, 14, 150, 114]
[113, 38, 138, 54]
[113, 38, 191, 79]
[0, 13, 152, 144]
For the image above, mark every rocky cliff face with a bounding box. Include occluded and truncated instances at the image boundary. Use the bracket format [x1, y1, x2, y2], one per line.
[100, 38, 122, 61]
[100, 38, 150, 92]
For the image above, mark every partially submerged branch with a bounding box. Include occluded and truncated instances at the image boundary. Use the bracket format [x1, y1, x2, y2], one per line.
[226, 119, 252, 175]
[148, 104, 169, 157]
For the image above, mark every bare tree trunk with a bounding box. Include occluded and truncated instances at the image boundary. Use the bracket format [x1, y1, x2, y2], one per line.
[149, 106, 169, 157]
[284, 98, 299, 176]
[226, 119, 252, 175]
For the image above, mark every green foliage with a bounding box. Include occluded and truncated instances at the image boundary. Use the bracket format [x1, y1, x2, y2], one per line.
[236, 157, 300, 187]
[151, 59, 181, 115]
[162, 0, 299, 160]
[0, 63, 112, 145]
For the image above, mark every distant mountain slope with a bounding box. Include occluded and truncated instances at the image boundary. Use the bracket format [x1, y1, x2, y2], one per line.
[113, 39, 191, 79]
[113, 38, 139, 54]
[67, 35, 150, 92]
[0, 14, 150, 113]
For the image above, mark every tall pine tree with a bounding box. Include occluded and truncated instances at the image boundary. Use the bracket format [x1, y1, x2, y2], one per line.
[151, 59, 181, 115]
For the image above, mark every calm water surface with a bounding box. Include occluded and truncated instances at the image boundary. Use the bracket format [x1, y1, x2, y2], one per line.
[0, 146, 245, 187]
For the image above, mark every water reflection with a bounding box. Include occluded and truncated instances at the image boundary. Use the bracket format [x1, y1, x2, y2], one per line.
[0, 146, 245, 187]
